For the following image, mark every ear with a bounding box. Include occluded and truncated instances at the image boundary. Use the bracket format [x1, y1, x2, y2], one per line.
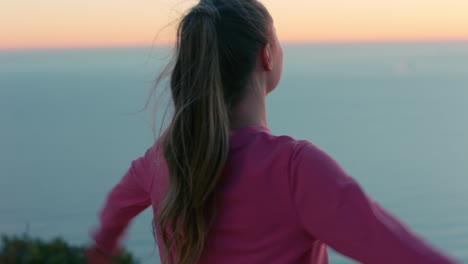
[261, 43, 273, 71]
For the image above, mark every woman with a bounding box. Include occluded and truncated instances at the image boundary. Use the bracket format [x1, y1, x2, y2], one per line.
[87, 0, 460, 263]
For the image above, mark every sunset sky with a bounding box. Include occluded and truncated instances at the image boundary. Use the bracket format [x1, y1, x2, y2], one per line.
[2, 0, 468, 50]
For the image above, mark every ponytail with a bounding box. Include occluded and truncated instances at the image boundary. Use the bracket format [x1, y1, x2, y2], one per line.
[156, 2, 229, 264]
[152, 1, 272, 263]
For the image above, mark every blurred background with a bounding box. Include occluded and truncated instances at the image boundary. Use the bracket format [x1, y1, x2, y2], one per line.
[1, 0, 467, 263]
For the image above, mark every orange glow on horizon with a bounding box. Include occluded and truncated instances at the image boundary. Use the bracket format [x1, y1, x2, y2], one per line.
[2, 0, 468, 50]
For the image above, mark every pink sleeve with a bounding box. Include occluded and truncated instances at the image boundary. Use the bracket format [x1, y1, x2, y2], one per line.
[289, 140, 460, 264]
[90, 145, 156, 255]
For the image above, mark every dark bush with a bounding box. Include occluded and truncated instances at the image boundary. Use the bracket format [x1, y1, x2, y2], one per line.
[0, 234, 139, 264]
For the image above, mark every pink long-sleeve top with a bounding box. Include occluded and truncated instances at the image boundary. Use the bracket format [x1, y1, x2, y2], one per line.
[91, 125, 460, 263]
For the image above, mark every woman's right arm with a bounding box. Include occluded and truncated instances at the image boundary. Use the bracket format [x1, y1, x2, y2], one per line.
[288, 140, 460, 264]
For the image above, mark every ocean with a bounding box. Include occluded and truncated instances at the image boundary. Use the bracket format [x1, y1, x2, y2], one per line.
[1, 41, 467, 263]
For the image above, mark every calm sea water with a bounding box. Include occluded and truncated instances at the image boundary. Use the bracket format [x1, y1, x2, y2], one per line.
[1, 42, 467, 263]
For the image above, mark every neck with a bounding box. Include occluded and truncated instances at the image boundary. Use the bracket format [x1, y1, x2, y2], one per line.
[229, 77, 268, 131]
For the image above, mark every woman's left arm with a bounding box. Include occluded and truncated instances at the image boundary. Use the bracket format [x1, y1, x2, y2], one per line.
[90, 145, 156, 256]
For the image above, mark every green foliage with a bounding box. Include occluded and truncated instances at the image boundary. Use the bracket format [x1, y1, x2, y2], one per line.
[0, 234, 139, 264]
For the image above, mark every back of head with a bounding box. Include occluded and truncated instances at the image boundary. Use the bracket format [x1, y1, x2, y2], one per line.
[154, 1, 273, 264]
[172, 0, 272, 114]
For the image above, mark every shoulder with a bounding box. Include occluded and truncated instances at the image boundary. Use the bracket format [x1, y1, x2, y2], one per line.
[259, 131, 305, 150]
[291, 139, 332, 164]
[258, 132, 326, 169]
[251, 132, 303, 163]
[287, 138, 356, 189]
[262, 133, 325, 163]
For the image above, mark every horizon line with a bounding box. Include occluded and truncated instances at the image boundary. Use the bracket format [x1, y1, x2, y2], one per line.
[2, 38, 468, 52]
